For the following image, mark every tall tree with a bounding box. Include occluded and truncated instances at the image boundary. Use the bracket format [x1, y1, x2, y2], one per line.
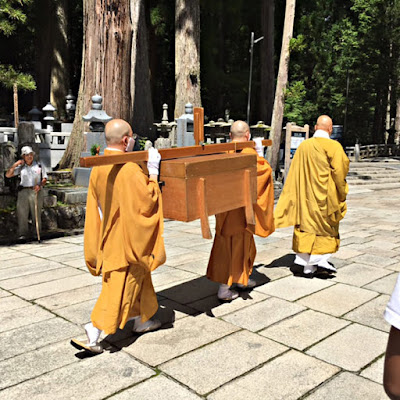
[50, 0, 70, 118]
[59, 0, 153, 169]
[270, 0, 296, 172]
[174, 0, 201, 118]
[260, 0, 275, 125]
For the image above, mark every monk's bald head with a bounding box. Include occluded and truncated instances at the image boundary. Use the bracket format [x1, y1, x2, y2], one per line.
[230, 120, 250, 141]
[105, 119, 133, 145]
[315, 115, 333, 135]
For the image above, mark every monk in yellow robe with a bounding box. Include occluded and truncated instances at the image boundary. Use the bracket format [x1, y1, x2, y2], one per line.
[71, 119, 165, 354]
[207, 120, 275, 301]
[274, 115, 349, 277]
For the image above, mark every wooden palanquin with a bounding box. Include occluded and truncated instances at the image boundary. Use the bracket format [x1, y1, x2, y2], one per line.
[159, 152, 257, 238]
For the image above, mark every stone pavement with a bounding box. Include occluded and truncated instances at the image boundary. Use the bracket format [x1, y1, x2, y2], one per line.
[1, 183, 399, 399]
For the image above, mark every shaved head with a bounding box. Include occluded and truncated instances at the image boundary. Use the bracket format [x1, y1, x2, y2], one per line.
[315, 115, 333, 135]
[230, 120, 250, 141]
[105, 119, 133, 145]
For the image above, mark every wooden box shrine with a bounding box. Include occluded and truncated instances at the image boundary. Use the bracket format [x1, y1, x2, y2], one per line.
[80, 107, 271, 238]
[159, 152, 257, 238]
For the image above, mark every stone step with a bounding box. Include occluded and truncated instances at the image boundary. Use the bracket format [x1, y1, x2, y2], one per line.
[347, 178, 400, 185]
[47, 170, 73, 184]
[48, 187, 88, 204]
[348, 182, 400, 190]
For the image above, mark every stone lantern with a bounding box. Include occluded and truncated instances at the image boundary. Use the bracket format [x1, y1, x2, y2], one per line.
[176, 103, 194, 147]
[42, 102, 56, 132]
[28, 106, 42, 130]
[65, 90, 76, 122]
[250, 121, 271, 138]
[82, 94, 112, 132]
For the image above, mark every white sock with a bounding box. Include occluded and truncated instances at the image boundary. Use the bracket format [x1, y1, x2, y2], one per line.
[85, 322, 102, 346]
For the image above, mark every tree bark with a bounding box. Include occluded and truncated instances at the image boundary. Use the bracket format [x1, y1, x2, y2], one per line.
[59, 0, 153, 169]
[34, 0, 53, 109]
[269, 0, 296, 172]
[174, 0, 201, 118]
[131, 0, 155, 138]
[260, 0, 275, 125]
[50, 0, 70, 119]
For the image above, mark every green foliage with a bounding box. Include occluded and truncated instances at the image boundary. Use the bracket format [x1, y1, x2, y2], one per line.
[138, 137, 149, 150]
[90, 144, 100, 156]
[0, 0, 31, 36]
[284, 80, 317, 126]
[0, 64, 35, 90]
[0, 0, 35, 93]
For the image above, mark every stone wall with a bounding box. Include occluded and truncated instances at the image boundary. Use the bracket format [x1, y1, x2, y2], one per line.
[0, 204, 86, 241]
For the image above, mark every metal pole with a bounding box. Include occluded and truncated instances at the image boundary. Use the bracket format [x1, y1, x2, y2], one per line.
[344, 69, 350, 136]
[247, 32, 255, 124]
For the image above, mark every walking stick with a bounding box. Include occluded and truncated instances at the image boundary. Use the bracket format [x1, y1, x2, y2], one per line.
[34, 189, 41, 243]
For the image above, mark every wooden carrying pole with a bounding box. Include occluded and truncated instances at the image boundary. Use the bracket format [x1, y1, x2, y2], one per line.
[193, 107, 204, 145]
[80, 140, 272, 168]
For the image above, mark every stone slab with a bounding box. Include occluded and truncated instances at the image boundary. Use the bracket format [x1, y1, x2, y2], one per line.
[297, 283, 378, 317]
[253, 265, 292, 281]
[23, 243, 83, 258]
[0, 304, 54, 333]
[305, 372, 386, 399]
[0, 350, 155, 400]
[0, 340, 79, 390]
[355, 253, 396, 268]
[364, 273, 399, 295]
[0, 260, 63, 280]
[35, 284, 102, 310]
[152, 268, 198, 291]
[221, 297, 306, 332]
[0, 317, 81, 361]
[208, 350, 339, 400]
[332, 263, 392, 287]
[366, 240, 399, 250]
[0, 251, 27, 262]
[0, 255, 55, 269]
[333, 247, 363, 260]
[255, 275, 335, 301]
[161, 330, 287, 395]
[360, 356, 385, 384]
[0, 267, 84, 290]
[54, 299, 96, 325]
[259, 310, 350, 351]
[157, 276, 220, 305]
[0, 288, 11, 298]
[0, 295, 31, 314]
[344, 294, 390, 332]
[307, 323, 388, 372]
[109, 375, 203, 400]
[11, 273, 101, 300]
[171, 259, 209, 275]
[163, 250, 209, 267]
[116, 314, 240, 366]
[188, 290, 269, 317]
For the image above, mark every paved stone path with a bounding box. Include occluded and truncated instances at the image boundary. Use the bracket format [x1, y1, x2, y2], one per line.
[0, 180, 398, 399]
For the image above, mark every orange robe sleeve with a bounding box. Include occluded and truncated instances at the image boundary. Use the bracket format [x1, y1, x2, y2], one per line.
[84, 168, 101, 276]
[118, 163, 166, 272]
[241, 147, 275, 237]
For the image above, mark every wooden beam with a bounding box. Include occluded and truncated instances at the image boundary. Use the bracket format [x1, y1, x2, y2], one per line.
[193, 107, 204, 145]
[80, 140, 272, 167]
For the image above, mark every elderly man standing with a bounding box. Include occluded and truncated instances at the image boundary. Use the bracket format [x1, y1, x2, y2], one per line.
[6, 146, 47, 240]
[207, 120, 275, 301]
[274, 115, 349, 277]
[71, 119, 165, 354]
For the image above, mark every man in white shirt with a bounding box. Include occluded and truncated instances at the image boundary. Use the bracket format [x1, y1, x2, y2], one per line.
[6, 146, 47, 239]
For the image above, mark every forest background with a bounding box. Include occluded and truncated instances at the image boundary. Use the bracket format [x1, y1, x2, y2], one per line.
[0, 0, 399, 158]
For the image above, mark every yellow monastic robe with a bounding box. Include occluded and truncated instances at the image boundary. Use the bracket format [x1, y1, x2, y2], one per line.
[274, 137, 349, 254]
[207, 147, 275, 286]
[84, 149, 166, 334]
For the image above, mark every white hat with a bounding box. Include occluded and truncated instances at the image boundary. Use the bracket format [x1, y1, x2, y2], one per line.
[21, 146, 34, 156]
